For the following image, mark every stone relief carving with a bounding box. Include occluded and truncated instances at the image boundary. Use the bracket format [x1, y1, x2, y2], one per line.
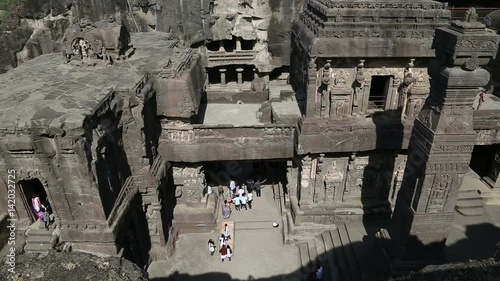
[444, 118, 466, 133]
[427, 173, 452, 213]
[323, 161, 344, 203]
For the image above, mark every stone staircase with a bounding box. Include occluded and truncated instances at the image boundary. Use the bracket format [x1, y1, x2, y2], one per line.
[455, 189, 484, 216]
[24, 217, 58, 254]
[297, 224, 367, 281]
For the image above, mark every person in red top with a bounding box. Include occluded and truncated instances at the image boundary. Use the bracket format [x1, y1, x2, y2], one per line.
[219, 245, 228, 262]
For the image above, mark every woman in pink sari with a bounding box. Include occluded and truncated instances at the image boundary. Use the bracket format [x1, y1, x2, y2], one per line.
[31, 194, 45, 221]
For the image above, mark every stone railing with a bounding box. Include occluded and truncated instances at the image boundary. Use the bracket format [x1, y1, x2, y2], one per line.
[159, 124, 296, 161]
[106, 175, 142, 228]
[207, 50, 258, 67]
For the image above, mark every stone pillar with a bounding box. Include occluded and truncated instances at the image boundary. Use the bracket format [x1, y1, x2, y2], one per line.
[306, 57, 318, 118]
[219, 41, 225, 52]
[380, 19, 499, 266]
[236, 68, 244, 86]
[236, 37, 241, 51]
[220, 68, 227, 86]
[299, 155, 315, 207]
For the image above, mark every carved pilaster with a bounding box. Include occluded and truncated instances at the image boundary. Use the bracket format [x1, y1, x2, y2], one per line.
[384, 18, 500, 265]
[299, 155, 315, 206]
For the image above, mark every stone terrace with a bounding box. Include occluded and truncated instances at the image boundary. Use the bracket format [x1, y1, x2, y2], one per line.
[0, 32, 178, 135]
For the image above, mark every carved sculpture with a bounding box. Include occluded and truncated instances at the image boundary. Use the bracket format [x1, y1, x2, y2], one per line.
[251, 73, 267, 92]
[63, 18, 132, 65]
[352, 60, 366, 115]
[464, 7, 479, 23]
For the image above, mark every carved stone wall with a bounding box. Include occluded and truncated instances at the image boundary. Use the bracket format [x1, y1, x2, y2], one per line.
[172, 164, 205, 204]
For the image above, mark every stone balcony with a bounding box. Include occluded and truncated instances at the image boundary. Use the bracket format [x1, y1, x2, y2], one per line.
[158, 124, 296, 162]
[206, 50, 258, 67]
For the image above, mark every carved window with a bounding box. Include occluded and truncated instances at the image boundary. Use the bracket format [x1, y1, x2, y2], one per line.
[368, 76, 392, 111]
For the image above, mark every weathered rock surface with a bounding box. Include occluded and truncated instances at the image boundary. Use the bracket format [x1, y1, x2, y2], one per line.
[0, 251, 149, 280]
[390, 259, 500, 281]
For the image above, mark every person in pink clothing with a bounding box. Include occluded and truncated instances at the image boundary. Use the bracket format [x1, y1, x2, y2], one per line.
[31, 194, 45, 221]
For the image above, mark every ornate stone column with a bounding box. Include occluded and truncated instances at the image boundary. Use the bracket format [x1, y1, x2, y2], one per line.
[380, 18, 499, 266]
[236, 68, 243, 86]
[219, 68, 227, 86]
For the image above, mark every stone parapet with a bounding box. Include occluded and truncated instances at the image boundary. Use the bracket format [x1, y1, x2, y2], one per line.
[159, 124, 296, 162]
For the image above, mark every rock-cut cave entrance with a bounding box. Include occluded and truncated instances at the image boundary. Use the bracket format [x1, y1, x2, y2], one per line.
[18, 179, 51, 223]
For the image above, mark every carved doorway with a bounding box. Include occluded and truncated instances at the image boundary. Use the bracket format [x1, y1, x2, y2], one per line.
[18, 179, 49, 224]
[368, 75, 392, 112]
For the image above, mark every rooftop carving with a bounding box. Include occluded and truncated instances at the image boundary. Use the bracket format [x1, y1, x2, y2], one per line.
[62, 17, 134, 66]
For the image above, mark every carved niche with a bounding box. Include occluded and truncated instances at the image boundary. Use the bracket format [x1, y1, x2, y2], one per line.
[427, 173, 452, 213]
[322, 161, 344, 203]
[330, 70, 352, 118]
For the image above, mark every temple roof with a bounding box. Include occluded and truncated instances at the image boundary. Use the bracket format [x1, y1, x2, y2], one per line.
[0, 32, 184, 134]
[293, 0, 451, 57]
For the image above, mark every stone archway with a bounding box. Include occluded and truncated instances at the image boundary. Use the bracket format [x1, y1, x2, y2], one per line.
[18, 178, 51, 224]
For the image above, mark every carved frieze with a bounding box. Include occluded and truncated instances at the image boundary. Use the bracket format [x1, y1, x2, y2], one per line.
[427, 162, 469, 173]
[264, 127, 293, 136]
[162, 129, 194, 142]
[314, 0, 448, 10]
[431, 144, 473, 153]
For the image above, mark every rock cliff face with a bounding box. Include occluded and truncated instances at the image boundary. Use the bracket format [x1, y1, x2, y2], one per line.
[0, 0, 303, 74]
[0, 251, 149, 280]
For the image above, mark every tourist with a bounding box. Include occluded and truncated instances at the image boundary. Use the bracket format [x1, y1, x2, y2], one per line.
[233, 195, 241, 211]
[254, 180, 262, 197]
[315, 264, 323, 280]
[208, 239, 215, 256]
[247, 192, 253, 209]
[45, 197, 53, 214]
[224, 224, 231, 241]
[246, 178, 255, 193]
[222, 204, 231, 219]
[219, 245, 228, 262]
[41, 206, 50, 231]
[238, 186, 245, 197]
[240, 193, 248, 211]
[218, 185, 224, 197]
[219, 234, 226, 248]
[226, 245, 233, 261]
[229, 179, 236, 194]
[31, 194, 44, 221]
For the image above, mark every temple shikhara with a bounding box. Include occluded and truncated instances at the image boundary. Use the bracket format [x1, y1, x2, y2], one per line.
[1, 0, 500, 280]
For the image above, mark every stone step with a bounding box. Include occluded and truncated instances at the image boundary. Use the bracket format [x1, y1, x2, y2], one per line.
[338, 225, 363, 281]
[26, 227, 55, 237]
[299, 242, 311, 273]
[307, 239, 318, 267]
[458, 190, 481, 200]
[330, 229, 352, 281]
[235, 220, 280, 230]
[315, 236, 335, 281]
[24, 243, 50, 253]
[322, 231, 340, 281]
[456, 207, 485, 216]
[455, 198, 484, 209]
[26, 236, 53, 244]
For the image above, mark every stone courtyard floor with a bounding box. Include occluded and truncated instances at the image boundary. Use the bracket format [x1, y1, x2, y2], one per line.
[148, 187, 301, 281]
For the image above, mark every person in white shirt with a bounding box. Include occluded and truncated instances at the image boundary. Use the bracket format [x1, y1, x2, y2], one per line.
[219, 234, 226, 248]
[224, 224, 231, 241]
[208, 239, 215, 256]
[229, 179, 236, 194]
[247, 192, 253, 209]
[226, 245, 233, 262]
[237, 186, 245, 197]
[240, 194, 248, 211]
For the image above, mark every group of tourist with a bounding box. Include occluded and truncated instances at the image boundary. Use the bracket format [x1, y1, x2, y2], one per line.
[31, 194, 52, 230]
[208, 224, 233, 262]
[220, 178, 265, 219]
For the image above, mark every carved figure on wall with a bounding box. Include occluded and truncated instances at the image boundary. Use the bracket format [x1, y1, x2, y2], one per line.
[316, 61, 334, 117]
[251, 73, 267, 92]
[391, 159, 406, 202]
[352, 61, 366, 115]
[400, 62, 415, 117]
[464, 7, 478, 23]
